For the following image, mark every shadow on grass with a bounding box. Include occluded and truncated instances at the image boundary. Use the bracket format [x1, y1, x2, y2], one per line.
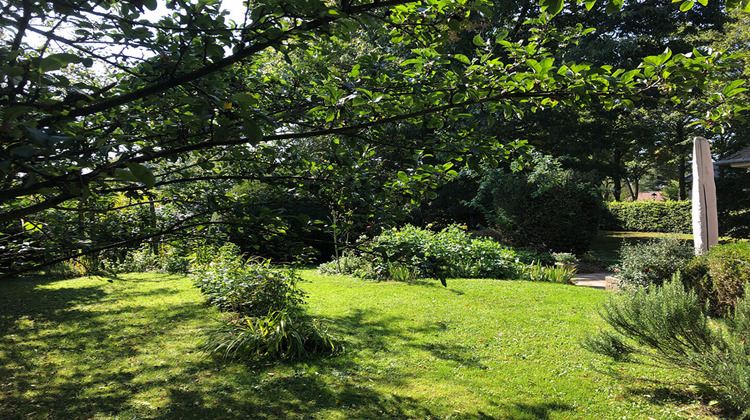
[0, 274, 594, 419]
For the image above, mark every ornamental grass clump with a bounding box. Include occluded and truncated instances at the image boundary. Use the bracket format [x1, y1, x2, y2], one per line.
[191, 244, 342, 361]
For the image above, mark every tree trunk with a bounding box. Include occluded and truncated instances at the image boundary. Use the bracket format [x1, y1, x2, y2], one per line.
[678, 155, 687, 200]
[675, 122, 688, 201]
[612, 150, 623, 201]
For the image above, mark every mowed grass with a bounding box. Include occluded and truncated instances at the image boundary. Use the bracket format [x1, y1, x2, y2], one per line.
[0, 271, 721, 419]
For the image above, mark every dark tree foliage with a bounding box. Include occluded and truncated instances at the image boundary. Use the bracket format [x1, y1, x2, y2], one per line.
[0, 0, 746, 275]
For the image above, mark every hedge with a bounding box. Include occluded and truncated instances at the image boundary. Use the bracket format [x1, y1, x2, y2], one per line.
[601, 200, 691, 233]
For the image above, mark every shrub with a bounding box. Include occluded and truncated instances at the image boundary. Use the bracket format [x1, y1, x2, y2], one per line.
[471, 154, 604, 255]
[159, 244, 190, 274]
[367, 224, 521, 282]
[601, 200, 692, 233]
[193, 244, 342, 362]
[705, 242, 750, 317]
[192, 254, 305, 318]
[586, 276, 750, 417]
[613, 235, 694, 289]
[318, 251, 370, 276]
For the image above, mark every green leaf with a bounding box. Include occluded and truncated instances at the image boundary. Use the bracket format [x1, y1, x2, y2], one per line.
[472, 35, 487, 47]
[723, 79, 745, 96]
[540, 0, 564, 16]
[113, 168, 138, 183]
[242, 118, 264, 144]
[605, 0, 623, 14]
[23, 221, 42, 232]
[679, 1, 694, 11]
[397, 171, 409, 182]
[454, 54, 471, 65]
[11, 146, 38, 158]
[585, 0, 596, 10]
[39, 53, 81, 72]
[125, 163, 156, 188]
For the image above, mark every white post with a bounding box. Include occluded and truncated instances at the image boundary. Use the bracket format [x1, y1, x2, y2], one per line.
[691, 137, 719, 255]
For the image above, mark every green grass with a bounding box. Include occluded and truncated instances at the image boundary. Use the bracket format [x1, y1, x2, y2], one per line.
[0, 271, 724, 419]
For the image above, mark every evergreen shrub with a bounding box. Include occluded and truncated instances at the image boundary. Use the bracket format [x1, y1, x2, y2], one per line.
[586, 275, 750, 417]
[471, 154, 603, 255]
[705, 242, 750, 317]
[602, 200, 691, 233]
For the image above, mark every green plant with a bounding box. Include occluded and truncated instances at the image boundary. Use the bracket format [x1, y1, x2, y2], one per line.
[704, 242, 750, 317]
[587, 275, 750, 417]
[159, 244, 190, 274]
[318, 251, 369, 276]
[46, 259, 87, 278]
[204, 309, 343, 361]
[520, 261, 576, 284]
[601, 200, 692, 233]
[192, 255, 306, 318]
[553, 252, 579, 264]
[346, 224, 521, 283]
[614, 235, 694, 288]
[470, 153, 604, 255]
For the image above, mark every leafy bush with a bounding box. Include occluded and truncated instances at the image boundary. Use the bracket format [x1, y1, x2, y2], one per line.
[586, 275, 750, 417]
[471, 154, 603, 255]
[46, 259, 88, 278]
[318, 251, 370, 276]
[362, 224, 521, 282]
[613, 235, 694, 289]
[204, 309, 342, 361]
[102, 243, 189, 274]
[192, 251, 305, 318]
[193, 244, 342, 362]
[601, 200, 691, 233]
[704, 242, 750, 317]
[159, 244, 191, 274]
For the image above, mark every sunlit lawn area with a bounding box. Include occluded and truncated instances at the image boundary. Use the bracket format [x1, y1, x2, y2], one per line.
[0, 270, 722, 419]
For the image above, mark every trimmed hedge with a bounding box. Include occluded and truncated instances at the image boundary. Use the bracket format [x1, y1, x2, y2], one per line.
[601, 200, 691, 233]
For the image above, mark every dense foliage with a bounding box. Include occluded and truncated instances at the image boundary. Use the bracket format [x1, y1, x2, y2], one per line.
[318, 224, 577, 284]
[601, 200, 692, 233]
[586, 276, 750, 418]
[321, 224, 523, 284]
[1, 0, 747, 276]
[683, 242, 750, 317]
[191, 244, 341, 361]
[471, 154, 604, 254]
[612, 235, 694, 288]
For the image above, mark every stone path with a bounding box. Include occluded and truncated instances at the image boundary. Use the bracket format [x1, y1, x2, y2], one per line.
[572, 272, 612, 290]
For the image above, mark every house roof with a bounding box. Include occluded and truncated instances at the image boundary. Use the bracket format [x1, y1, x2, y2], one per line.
[715, 146, 750, 168]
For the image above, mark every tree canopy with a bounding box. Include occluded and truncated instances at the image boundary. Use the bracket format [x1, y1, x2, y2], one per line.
[1, 0, 747, 275]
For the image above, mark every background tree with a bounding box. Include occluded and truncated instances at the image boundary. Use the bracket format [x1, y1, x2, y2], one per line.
[1, 0, 745, 275]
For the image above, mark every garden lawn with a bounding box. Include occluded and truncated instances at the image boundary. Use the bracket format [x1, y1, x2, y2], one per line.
[0, 271, 721, 419]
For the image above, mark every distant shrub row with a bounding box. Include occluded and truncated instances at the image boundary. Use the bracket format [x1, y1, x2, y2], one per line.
[601, 200, 691, 233]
